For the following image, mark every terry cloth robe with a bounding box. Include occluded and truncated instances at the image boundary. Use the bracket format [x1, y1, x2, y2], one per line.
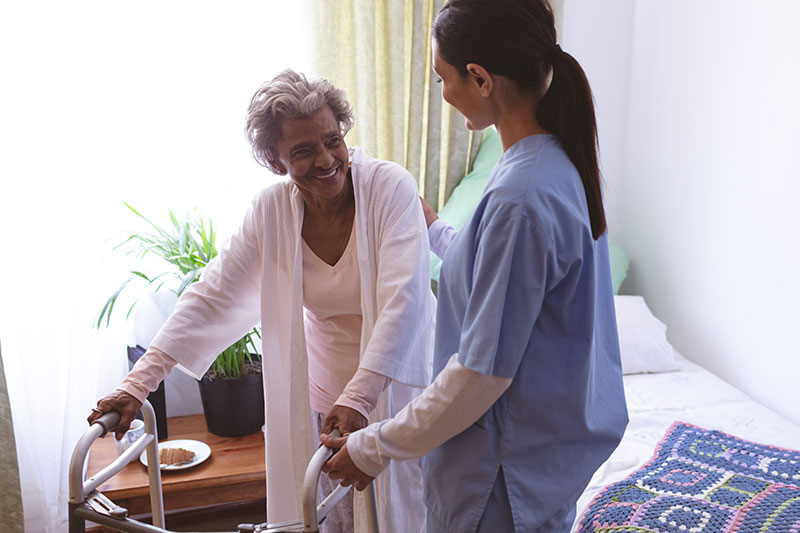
[150, 146, 435, 533]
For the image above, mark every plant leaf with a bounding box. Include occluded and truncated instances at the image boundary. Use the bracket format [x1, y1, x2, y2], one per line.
[130, 271, 151, 281]
[95, 276, 134, 328]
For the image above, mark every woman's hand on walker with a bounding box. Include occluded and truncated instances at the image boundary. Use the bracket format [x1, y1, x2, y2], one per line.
[321, 405, 367, 437]
[87, 390, 142, 440]
[320, 433, 375, 491]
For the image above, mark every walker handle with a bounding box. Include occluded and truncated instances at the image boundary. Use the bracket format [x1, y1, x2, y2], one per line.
[94, 410, 122, 438]
[301, 430, 379, 533]
[68, 401, 165, 531]
[302, 429, 343, 532]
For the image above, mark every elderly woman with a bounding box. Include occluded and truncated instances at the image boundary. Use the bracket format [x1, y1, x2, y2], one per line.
[88, 69, 434, 533]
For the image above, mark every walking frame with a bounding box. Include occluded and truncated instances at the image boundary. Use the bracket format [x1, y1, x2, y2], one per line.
[68, 400, 379, 533]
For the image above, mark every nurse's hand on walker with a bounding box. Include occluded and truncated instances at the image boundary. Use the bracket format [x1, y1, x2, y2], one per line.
[320, 433, 375, 491]
[87, 390, 142, 441]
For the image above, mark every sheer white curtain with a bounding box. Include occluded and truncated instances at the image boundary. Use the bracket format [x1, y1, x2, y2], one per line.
[0, 2, 309, 530]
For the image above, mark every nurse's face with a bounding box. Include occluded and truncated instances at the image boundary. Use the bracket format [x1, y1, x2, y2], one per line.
[272, 105, 350, 203]
[432, 39, 494, 131]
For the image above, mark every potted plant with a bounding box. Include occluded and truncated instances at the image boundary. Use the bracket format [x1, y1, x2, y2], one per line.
[97, 203, 264, 437]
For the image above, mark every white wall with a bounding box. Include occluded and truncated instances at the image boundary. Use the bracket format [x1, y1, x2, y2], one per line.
[563, 1, 800, 424]
[561, 1, 636, 234]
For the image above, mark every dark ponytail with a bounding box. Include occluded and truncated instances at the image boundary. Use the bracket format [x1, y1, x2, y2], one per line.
[538, 49, 606, 239]
[433, 0, 607, 239]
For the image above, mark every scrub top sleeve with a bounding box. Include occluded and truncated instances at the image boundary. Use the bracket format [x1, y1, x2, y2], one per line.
[458, 214, 552, 379]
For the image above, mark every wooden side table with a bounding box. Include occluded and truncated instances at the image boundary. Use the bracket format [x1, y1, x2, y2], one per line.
[86, 414, 266, 531]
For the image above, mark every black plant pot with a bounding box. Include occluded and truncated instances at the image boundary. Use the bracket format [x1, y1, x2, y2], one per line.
[128, 345, 168, 440]
[197, 372, 264, 437]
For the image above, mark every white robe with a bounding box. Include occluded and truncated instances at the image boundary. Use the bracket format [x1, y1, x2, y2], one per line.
[151, 147, 434, 532]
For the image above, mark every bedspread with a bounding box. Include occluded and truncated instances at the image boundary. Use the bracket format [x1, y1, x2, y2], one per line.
[577, 421, 800, 532]
[572, 353, 800, 532]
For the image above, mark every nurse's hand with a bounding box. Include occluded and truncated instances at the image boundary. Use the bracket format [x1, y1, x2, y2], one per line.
[419, 196, 438, 228]
[320, 434, 375, 491]
[87, 390, 142, 441]
[321, 405, 367, 437]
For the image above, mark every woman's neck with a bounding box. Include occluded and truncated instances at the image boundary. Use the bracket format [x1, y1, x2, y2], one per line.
[302, 172, 355, 222]
[493, 81, 549, 151]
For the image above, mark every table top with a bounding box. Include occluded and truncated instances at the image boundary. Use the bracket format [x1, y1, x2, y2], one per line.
[86, 414, 266, 501]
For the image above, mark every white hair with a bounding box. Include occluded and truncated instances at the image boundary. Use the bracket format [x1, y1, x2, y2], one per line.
[245, 69, 355, 174]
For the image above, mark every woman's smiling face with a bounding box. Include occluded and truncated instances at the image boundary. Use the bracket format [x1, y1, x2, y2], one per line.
[273, 105, 350, 202]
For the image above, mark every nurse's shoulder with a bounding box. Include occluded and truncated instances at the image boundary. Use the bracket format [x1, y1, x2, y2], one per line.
[479, 135, 593, 261]
[524, 135, 590, 228]
[484, 137, 581, 220]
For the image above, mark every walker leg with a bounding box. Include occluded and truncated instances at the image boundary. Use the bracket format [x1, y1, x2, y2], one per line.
[69, 502, 85, 533]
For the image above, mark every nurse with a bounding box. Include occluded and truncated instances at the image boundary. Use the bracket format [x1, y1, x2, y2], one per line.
[321, 0, 629, 531]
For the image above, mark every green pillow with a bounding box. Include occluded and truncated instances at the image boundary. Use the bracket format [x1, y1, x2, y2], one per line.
[430, 127, 503, 281]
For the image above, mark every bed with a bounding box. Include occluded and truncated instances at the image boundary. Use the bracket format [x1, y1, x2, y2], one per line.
[571, 295, 800, 532]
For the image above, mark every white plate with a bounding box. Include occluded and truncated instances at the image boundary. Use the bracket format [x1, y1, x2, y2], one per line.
[140, 439, 211, 471]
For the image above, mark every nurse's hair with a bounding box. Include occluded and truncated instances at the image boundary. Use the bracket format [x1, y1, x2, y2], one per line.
[433, 0, 607, 239]
[245, 69, 356, 175]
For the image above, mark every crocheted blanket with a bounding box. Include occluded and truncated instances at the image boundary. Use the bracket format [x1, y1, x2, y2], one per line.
[577, 422, 800, 532]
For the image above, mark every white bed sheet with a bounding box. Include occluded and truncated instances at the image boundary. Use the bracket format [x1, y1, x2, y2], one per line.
[571, 351, 800, 531]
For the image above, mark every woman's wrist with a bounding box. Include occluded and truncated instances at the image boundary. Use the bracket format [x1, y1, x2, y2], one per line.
[334, 368, 390, 418]
[120, 347, 177, 402]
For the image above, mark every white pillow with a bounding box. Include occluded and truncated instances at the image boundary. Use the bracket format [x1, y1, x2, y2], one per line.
[614, 295, 678, 374]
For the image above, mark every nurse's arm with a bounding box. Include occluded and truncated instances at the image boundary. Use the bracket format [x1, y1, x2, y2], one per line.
[323, 353, 511, 482]
[420, 196, 457, 258]
[428, 218, 458, 259]
[428, 218, 457, 259]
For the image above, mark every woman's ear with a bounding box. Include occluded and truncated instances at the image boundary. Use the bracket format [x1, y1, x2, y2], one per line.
[465, 63, 493, 97]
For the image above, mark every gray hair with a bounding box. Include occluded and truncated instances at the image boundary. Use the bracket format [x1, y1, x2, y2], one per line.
[245, 69, 356, 174]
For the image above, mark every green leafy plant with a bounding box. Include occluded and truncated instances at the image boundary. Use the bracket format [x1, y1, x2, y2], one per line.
[97, 202, 260, 379]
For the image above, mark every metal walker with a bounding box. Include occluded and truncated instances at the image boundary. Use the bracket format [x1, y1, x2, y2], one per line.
[68, 401, 379, 532]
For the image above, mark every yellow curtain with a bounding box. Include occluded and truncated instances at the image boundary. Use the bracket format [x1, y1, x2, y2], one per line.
[310, 0, 481, 210]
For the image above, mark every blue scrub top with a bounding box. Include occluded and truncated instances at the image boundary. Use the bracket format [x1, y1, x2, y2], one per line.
[422, 135, 628, 532]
